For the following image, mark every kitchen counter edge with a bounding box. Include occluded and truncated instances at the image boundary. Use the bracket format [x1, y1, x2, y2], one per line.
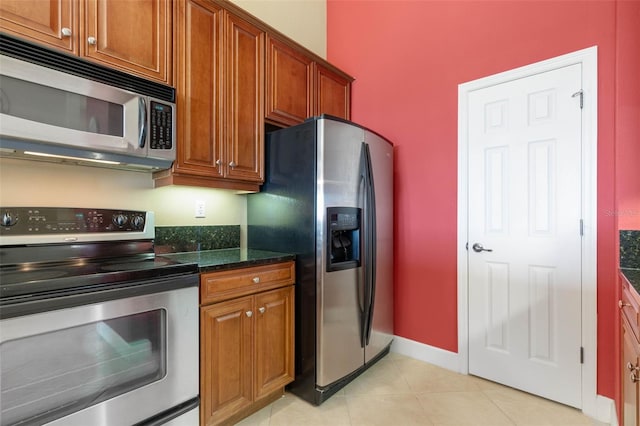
[159, 248, 295, 273]
[622, 268, 640, 294]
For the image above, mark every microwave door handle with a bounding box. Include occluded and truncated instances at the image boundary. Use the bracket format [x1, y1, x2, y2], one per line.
[138, 98, 147, 148]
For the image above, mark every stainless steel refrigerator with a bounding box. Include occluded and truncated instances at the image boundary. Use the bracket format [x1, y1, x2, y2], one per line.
[247, 115, 394, 405]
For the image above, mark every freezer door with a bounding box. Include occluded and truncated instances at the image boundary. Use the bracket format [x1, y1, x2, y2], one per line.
[364, 129, 394, 363]
[316, 118, 366, 387]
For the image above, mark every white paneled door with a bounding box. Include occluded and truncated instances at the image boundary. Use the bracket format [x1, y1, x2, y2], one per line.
[467, 64, 583, 408]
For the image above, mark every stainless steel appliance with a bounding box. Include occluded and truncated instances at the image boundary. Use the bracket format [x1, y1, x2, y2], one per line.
[0, 208, 199, 425]
[0, 34, 176, 171]
[247, 115, 394, 404]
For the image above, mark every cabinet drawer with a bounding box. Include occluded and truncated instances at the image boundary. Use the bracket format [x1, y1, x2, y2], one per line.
[622, 273, 640, 342]
[201, 261, 295, 304]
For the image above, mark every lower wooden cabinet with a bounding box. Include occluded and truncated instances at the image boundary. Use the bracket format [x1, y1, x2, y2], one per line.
[623, 316, 640, 426]
[621, 272, 640, 426]
[200, 262, 295, 425]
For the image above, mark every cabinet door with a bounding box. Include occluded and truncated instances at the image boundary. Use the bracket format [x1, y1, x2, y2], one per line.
[265, 35, 313, 126]
[254, 286, 295, 400]
[314, 63, 351, 120]
[83, 0, 171, 84]
[623, 316, 640, 426]
[201, 296, 254, 426]
[0, 0, 76, 53]
[224, 12, 264, 183]
[172, 0, 224, 178]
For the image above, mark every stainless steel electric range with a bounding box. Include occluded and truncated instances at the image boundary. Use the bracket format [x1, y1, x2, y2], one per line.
[0, 207, 199, 426]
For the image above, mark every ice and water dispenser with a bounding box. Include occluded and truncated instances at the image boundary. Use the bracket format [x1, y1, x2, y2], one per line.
[327, 207, 361, 272]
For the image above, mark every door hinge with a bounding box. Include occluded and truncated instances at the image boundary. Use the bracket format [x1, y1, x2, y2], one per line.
[580, 347, 584, 364]
[572, 90, 584, 109]
[580, 219, 584, 236]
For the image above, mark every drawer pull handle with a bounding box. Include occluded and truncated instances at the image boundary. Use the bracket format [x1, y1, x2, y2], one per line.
[620, 300, 631, 309]
[245, 311, 253, 317]
[252, 277, 260, 284]
[259, 307, 266, 314]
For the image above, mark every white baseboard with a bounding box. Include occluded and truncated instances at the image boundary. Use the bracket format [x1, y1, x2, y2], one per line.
[594, 394, 618, 426]
[390, 335, 616, 425]
[390, 335, 459, 373]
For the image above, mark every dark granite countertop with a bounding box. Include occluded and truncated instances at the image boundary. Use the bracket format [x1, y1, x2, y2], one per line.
[160, 248, 295, 273]
[622, 268, 640, 294]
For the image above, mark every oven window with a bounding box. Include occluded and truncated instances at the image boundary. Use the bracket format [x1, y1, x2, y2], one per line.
[0, 75, 124, 137]
[0, 309, 166, 426]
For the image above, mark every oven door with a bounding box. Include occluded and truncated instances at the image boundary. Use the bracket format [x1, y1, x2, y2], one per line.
[0, 278, 198, 426]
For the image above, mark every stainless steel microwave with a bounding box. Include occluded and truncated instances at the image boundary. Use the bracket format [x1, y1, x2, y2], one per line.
[0, 36, 176, 171]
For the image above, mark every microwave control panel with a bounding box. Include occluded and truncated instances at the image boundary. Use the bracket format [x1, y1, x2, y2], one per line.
[149, 101, 173, 150]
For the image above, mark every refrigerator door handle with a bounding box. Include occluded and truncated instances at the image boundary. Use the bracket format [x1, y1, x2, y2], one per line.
[364, 143, 377, 345]
[359, 142, 369, 348]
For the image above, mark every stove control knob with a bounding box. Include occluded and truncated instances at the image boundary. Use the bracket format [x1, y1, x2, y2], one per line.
[112, 214, 128, 228]
[1, 211, 18, 227]
[131, 215, 145, 230]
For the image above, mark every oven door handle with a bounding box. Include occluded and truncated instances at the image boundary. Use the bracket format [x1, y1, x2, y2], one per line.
[0, 273, 198, 319]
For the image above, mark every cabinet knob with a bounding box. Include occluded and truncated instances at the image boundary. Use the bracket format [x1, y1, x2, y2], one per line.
[61, 27, 72, 37]
[627, 362, 639, 372]
[245, 311, 253, 317]
[252, 276, 260, 284]
[632, 372, 640, 383]
[87, 36, 97, 45]
[620, 300, 631, 309]
[259, 307, 266, 314]
[229, 161, 236, 168]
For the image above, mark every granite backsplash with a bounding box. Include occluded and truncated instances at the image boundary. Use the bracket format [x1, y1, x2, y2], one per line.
[621, 230, 640, 269]
[155, 225, 240, 253]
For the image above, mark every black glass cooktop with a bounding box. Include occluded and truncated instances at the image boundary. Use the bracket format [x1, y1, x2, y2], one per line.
[0, 255, 198, 299]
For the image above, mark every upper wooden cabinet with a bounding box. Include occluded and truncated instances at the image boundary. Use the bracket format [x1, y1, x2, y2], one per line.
[266, 34, 352, 127]
[0, 0, 76, 52]
[149, 0, 350, 190]
[314, 62, 352, 120]
[153, 0, 264, 191]
[265, 34, 313, 126]
[224, 12, 264, 184]
[0, 0, 172, 85]
[82, 0, 171, 84]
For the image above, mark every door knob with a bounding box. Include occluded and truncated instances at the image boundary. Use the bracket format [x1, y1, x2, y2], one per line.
[472, 243, 493, 253]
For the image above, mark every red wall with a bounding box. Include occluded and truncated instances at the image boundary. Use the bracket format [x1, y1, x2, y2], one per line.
[327, 0, 625, 401]
[616, 1, 640, 231]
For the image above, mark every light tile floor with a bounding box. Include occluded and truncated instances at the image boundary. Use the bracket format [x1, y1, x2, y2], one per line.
[236, 352, 609, 426]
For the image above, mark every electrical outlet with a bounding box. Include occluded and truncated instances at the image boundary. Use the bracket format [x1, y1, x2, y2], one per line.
[195, 200, 206, 218]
